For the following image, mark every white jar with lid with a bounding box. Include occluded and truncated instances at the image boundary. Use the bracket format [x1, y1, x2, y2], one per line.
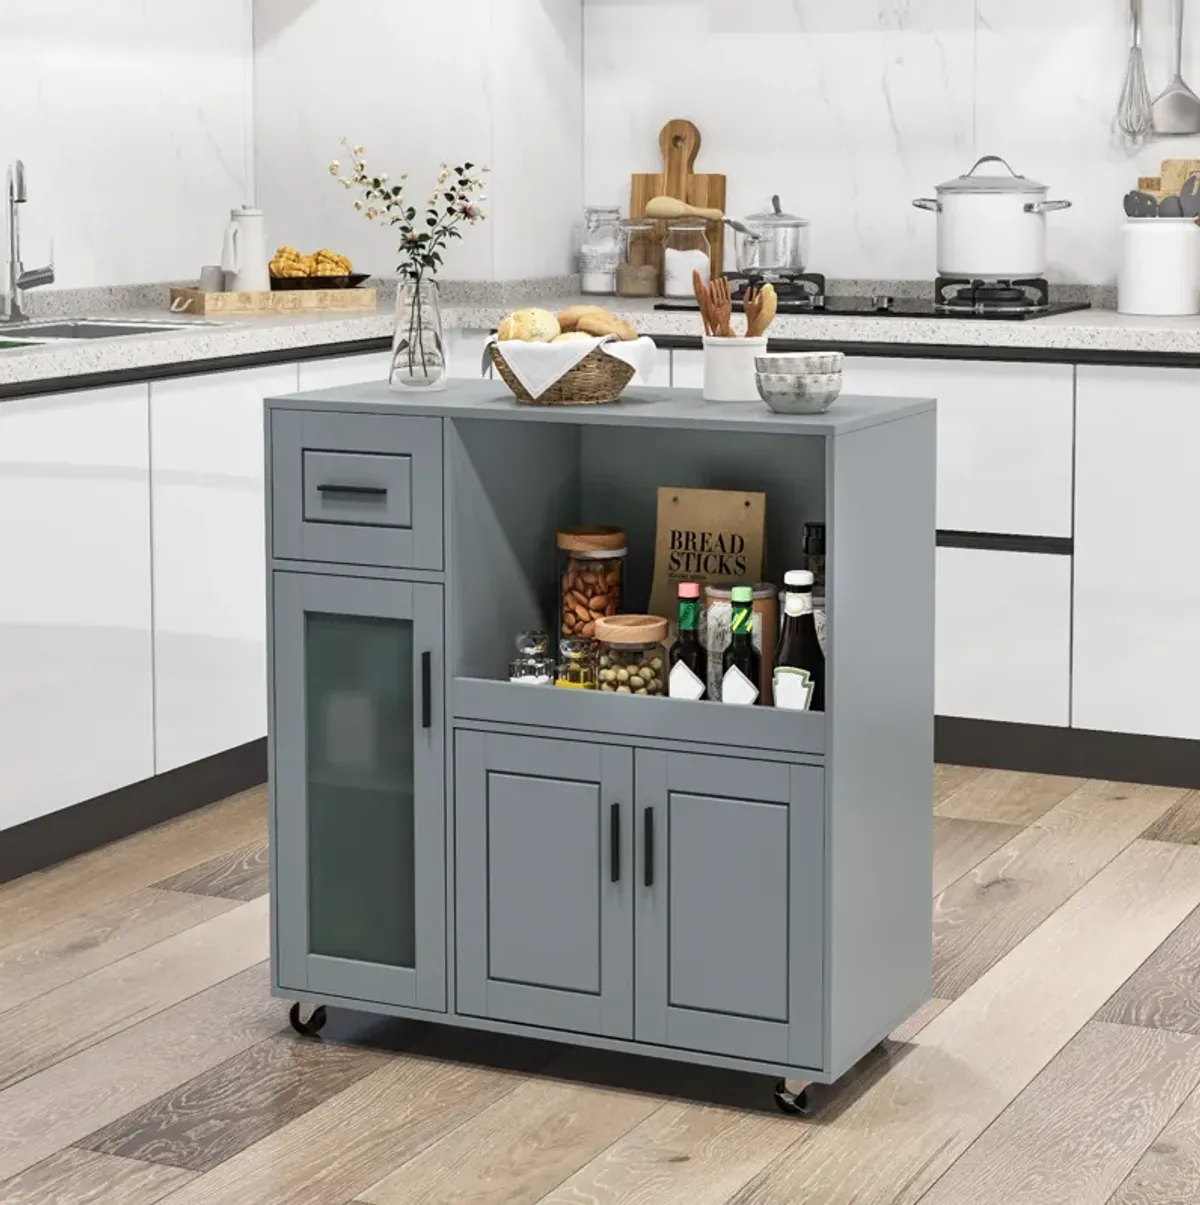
[579, 206, 621, 295]
[1118, 217, 1200, 316]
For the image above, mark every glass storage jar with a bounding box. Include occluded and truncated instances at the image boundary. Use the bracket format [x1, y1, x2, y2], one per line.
[508, 631, 554, 686]
[557, 526, 626, 652]
[578, 205, 622, 295]
[663, 219, 711, 298]
[702, 583, 779, 704]
[616, 219, 660, 297]
[556, 637, 598, 689]
[595, 615, 670, 696]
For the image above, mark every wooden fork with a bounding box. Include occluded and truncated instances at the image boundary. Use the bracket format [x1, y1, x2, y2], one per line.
[743, 286, 763, 338]
[710, 276, 735, 338]
[692, 268, 714, 335]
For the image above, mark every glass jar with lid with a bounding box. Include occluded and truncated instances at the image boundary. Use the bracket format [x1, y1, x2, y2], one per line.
[578, 205, 622, 295]
[557, 526, 626, 652]
[616, 220, 660, 297]
[508, 631, 555, 686]
[663, 220, 711, 298]
[595, 615, 669, 697]
[556, 637, 598, 689]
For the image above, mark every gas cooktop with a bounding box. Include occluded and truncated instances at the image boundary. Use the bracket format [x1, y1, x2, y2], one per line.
[654, 274, 1092, 321]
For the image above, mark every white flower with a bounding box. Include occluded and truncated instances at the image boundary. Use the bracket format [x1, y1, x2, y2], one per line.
[379, 172, 388, 183]
[353, 200, 363, 211]
[354, 160, 365, 173]
[328, 160, 339, 175]
[353, 144, 365, 155]
[341, 178, 353, 189]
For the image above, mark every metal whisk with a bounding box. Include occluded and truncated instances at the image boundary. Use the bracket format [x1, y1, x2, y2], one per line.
[1118, 0, 1154, 142]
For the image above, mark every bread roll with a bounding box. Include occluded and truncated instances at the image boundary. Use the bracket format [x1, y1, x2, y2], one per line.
[576, 312, 638, 342]
[557, 304, 610, 332]
[497, 308, 561, 342]
[552, 331, 594, 343]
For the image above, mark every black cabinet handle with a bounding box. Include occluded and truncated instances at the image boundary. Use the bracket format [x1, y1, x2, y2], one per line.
[610, 804, 620, 883]
[644, 807, 655, 887]
[421, 651, 432, 729]
[317, 484, 387, 498]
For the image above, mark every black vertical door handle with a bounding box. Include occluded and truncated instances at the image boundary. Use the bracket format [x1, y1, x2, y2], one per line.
[610, 804, 620, 883]
[421, 651, 432, 729]
[644, 807, 655, 887]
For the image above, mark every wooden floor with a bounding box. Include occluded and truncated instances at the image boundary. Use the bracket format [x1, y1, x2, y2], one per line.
[3, 770, 1200, 1204]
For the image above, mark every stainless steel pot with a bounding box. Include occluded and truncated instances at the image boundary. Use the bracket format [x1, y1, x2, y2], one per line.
[735, 196, 810, 273]
[912, 156, 1071, 279]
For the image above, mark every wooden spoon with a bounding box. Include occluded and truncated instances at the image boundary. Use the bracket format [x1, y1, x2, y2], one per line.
[645, 194, 725, 222]
[754, 283, 778, 337]
[692, 269, 713, 335]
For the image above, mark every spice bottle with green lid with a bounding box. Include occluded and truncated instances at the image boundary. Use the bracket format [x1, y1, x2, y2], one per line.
[668, 583, 706, 700]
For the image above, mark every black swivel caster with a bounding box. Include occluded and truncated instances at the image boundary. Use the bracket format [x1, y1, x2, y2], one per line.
[773, 1079, 812, 1116]
[289, 1002, 328, 1037]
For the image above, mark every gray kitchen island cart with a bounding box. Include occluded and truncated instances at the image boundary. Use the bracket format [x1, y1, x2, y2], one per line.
[265, 378, 936, 1112]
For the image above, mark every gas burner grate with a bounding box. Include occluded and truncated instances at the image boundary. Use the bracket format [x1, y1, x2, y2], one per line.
[935, 276, 1051, 312]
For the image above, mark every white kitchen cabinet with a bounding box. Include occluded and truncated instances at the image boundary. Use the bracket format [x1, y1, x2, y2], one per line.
[671, 349, 703, 389]
[448, 330, 492, 379]
[1074, 365, 1200, 739]
[298, 353, 391, 392]
[843, 358, 1074, 538]
[936, 547, 1071, 727]
[0, 385, 154, 831]
[151, 366, 298, 773]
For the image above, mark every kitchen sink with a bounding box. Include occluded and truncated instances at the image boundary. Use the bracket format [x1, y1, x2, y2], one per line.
[2, 320, 199, 340]
[0, 339, 39, 349]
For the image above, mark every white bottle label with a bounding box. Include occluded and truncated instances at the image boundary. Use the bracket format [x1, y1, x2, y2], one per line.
[773, 666, 814, 711]
[669, 660, 706, 701]
[783, 592, 813, 618]
[721, 665, 759, 706]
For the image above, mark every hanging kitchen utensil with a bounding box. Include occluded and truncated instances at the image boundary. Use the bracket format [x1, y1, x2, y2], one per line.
[1152, 0, 1200, 135]
[1125, 189, 1161, 217]
[1119, 0, 1154, 142]
[631, 120, 727, 279]
[1160, 194, 1185, 216]
[1181, 174, 1200, 216]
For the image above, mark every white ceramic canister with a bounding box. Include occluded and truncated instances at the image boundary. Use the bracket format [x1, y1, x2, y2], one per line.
[220, 207, 270, 293]
[913, 155, 1071, 280]
[1118, 217, 1200, 316]
[702, 336, 768, 402]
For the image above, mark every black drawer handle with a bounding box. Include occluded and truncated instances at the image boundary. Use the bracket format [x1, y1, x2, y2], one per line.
[317, 484, 387, 498]
[610, 804, 620, 883]
[644, 807, 655, 888]
[421, 651, 432, 729]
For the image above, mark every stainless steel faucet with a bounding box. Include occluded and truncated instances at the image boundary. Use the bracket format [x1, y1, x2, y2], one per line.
[5, 161, 54, 321]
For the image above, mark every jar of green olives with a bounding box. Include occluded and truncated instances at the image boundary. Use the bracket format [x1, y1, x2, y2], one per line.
[594, 615, 669, 697]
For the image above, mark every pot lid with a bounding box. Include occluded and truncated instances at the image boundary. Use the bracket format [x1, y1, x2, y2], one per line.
[936, 155, 1046, 195]
[745, 194, 810, 226]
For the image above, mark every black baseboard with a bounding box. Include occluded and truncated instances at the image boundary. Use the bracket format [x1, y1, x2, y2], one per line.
[937, 717, 1200, 790]
[0, 738, 267, 885]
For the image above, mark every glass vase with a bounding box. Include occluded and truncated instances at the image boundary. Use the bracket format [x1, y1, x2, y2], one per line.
[390, 277, 447, 391]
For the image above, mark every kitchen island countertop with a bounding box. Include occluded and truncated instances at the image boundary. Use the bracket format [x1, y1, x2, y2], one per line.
[4, 294, 1200, 395]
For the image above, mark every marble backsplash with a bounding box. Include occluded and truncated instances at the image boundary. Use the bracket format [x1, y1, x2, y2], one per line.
[583, 0, 1200, 285]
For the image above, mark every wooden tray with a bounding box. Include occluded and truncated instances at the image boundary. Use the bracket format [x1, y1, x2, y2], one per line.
[169, 286, 378, 315]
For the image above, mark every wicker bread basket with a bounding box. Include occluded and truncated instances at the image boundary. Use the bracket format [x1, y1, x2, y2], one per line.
[490, 343, 635, 406]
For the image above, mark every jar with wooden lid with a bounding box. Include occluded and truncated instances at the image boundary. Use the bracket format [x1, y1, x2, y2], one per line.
[557, 526, 626, 652]
[616, 220, 660, 297]
[595, 615, 669, 696]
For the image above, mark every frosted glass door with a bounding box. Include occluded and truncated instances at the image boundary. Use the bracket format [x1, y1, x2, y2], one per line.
[273, 573, 445, 1012]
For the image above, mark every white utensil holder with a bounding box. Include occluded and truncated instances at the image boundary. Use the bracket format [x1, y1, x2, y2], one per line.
[703, 336, 768, 402]
[1118, 217, 1200, 316]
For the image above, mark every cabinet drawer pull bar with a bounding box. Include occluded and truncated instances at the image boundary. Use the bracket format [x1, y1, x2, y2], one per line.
[316, 484, 388, 498]
[421, 651, 432, 729]
[610, 803, 620, 883]
[644, 807, 655, 887]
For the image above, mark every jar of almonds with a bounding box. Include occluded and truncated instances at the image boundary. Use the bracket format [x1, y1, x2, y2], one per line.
[595, 615, 669, 697]
[556, 526, 626, 653]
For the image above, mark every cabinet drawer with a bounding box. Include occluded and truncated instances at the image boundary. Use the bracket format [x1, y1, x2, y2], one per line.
[936, 547, 1071, 726]
[270, 409, 442, 569]
[842, 358, 1074, 538]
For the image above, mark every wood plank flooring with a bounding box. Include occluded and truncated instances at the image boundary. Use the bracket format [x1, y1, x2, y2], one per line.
[3, 766, 1200, 1204]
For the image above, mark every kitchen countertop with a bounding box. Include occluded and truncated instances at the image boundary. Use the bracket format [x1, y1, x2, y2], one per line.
[4, 292, 1200, 393]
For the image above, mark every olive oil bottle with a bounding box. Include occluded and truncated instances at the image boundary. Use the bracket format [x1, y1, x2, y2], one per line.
[720, 585, 760, 706]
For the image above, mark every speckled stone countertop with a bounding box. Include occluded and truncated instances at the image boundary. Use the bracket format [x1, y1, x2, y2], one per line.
[4, 283, 1200, 392]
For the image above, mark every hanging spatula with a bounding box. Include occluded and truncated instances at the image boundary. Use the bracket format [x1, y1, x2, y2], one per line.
[1153, 0, 1200, 135]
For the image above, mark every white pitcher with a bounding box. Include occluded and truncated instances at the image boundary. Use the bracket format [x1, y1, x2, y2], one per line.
[220, 207, 270, 293]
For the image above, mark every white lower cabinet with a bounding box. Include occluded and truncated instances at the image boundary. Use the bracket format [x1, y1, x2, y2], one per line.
[298, 353, 391, 391]
[842, 358, 1074, 538]
[1074, 366, 1200, 739]
[936, 547, 1072, 727]
[671, 349, 703, 389]
[150, 366, 298, 772]
[0, 385, 154, 830]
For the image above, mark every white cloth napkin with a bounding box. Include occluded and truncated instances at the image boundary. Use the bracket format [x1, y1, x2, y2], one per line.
[491, 335, 658, 400]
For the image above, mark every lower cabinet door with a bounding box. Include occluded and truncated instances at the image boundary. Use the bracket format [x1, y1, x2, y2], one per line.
[456, 732, 634, 1039]
[272, 572, 445, 1012]
[635, 751, 825, 1070]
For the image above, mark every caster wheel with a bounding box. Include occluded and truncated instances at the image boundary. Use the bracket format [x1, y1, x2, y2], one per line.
[289, 1002, 328, 1037]
[773, 1079, 811, 1116]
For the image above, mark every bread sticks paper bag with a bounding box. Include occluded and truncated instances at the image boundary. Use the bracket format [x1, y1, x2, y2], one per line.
[649, 487, 767, 619]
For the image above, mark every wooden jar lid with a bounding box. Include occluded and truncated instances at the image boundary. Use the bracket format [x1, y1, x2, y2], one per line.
[594, 615, 669, 645]
[557, 526, 626, 554]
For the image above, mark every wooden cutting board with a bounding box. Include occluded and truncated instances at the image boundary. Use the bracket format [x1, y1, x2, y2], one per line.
[1161, 159, 1200, 195]
[631, 119, 727, 279]
[168, 286, 378, 315]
